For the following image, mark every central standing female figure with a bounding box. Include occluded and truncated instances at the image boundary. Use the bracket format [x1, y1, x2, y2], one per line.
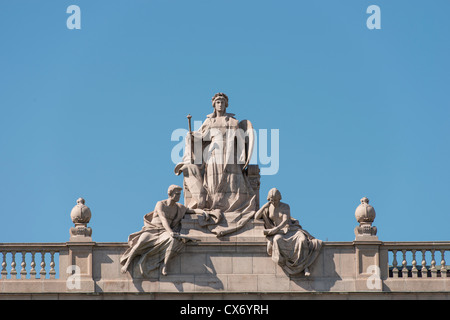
[175, 93, 257, 235]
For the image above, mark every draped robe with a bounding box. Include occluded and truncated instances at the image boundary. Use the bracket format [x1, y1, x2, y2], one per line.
[178, 112, 257, 236]
[258, 203, 322, 275]
[120, 202, 187, 277]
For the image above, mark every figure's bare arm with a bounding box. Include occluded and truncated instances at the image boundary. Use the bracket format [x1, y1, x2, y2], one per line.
[186, 208, 204, 214]
[265, 204, 290, 236]
[255, 201, 270, 220]
[186, 208, 210, 221]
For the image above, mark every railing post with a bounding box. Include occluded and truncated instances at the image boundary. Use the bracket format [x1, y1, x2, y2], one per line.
[391, 250, 399, 278]
[65, 198, 95, 293]
[29, 251, 37, 279]
[10, 251, 17, 279]
[421, 250, 428, 278]
[401, 250, 408, 278]
[411, 250, 418, 278]
[430, 250, 437, 278]
[353, 197, 384, 291]
[20, 251, 27, 279]
[1, 252, 7, 279]
[440, 250, 447, 278]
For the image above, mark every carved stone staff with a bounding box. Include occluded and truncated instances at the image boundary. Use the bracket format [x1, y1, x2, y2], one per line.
[187, 114, 194, 164]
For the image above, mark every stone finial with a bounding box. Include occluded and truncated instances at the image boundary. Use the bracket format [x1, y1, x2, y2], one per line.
[71, 198, 91, 224]
[354, 197, 378, 240]
[70, 197, 92, 242]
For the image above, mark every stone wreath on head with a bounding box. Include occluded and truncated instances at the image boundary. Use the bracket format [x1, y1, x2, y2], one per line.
[211, 92, 229, 108]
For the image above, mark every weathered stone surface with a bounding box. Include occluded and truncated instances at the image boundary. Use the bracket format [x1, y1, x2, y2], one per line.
[69, 198, 92, 242]
[255, 188, 323, 276]
[354, 197, 378, 240]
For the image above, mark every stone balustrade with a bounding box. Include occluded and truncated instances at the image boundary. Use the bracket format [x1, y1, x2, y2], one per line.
[384, 242, 449, 278]
[0, 238, 449, 298]
[0, 197, 449, 299]
[0, 244, 64, 280]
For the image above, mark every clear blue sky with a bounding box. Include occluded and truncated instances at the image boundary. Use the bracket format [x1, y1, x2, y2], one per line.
[0, 0, 449, 243]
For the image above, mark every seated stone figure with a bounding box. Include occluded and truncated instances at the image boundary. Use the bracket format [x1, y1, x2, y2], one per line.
[255, 188, 322, 276]
[120, 185, 213, 277]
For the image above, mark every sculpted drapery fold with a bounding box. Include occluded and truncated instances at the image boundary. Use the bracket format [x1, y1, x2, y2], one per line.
[120, 185, 210, 276]
[175, 93, 257, 236]
[121, 94, 323, 278]
[255, 188, 323, 276]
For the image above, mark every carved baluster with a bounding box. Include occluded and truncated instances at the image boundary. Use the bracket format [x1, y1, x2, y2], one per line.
[1, 252, 7, 279]
[391, 250, 399, 278]
[39, 251, 47, 279]
[401, 250, 408, 278]
[430, 250, 437, 278]
[411, 250, 418, 278]
[440, 250, 447, 278]
[20, 251, 27, 279]
[10, 251, 17, 279]
[49, 251, 56, 279]
[29, 251, 37, 279]
[421, 250, 428, 278]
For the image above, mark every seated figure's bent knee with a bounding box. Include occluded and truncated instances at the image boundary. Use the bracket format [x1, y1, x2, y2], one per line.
[273, 234, 283, 243]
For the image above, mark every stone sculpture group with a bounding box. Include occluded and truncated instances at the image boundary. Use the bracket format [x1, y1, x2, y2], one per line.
[120, 93, 322, 277]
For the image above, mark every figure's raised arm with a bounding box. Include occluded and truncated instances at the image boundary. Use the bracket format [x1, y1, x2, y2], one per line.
[254, 201, 270, 220]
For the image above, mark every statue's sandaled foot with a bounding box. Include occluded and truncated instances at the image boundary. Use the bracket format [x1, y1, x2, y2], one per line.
[211, 226, 225, 238]
[304, 267, 311, 277]
[121, 265, 128, 274]
[216, 230, 225, 237]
